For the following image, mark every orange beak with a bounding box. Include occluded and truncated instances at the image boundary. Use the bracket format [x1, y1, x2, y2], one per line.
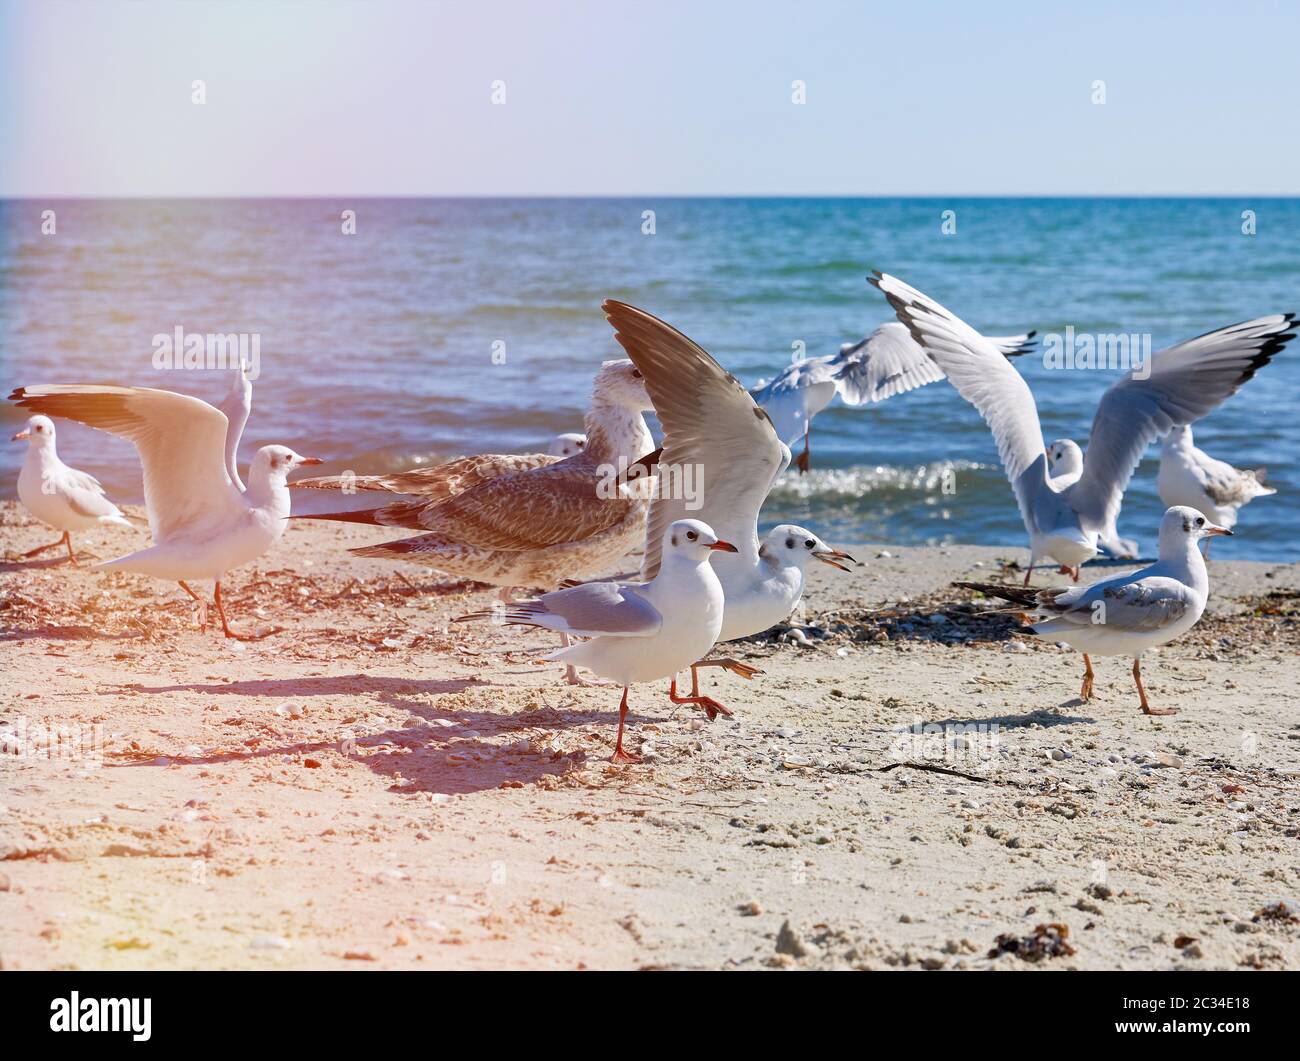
[297, 456, 324, 466]
[1204, 524, 1233, 537]
[708, 540, 739, 553]
[11, 429, 30, 441]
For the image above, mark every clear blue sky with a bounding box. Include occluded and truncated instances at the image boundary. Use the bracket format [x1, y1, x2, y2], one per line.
[3, 0, 1297, 196]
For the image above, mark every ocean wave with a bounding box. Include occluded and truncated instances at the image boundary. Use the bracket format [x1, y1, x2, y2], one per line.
[766, 460, 992, 502]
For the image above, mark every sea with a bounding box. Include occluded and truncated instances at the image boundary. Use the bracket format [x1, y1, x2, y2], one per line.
[1, 198, 1296, 560]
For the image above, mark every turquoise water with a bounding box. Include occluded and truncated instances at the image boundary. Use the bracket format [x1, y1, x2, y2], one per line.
[1, 198, 1296, 559]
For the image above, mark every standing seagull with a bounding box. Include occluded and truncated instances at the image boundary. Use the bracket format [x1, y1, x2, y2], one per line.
[9, 385, 321, 639]
[752, 323, 1035, 473]
[456, 519, 736, 763]
[871, 271, 1293, 584]
[603, 301, 855, 708]
[957, 506, 1231, 716]
[1157, 424, 1276, 556]
[12, 414, 135, 564]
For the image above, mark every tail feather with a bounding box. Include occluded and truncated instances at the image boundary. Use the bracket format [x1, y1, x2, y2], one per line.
[952, 580, 1043, 608]
[293, 508, 385, 526]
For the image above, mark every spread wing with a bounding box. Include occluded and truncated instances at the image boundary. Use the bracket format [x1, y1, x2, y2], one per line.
[602, 300, 786, 578]
[831, 322, 945, 405]
[10, 384, 240, 542]
[1068, 314, 1294, 534]
[870, 273, 1051, 534]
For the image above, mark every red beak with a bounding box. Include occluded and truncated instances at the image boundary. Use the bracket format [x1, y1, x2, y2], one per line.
[297, 456, 324, 466]
[12, 429, 30, 441]
[709, 540, 739, 553]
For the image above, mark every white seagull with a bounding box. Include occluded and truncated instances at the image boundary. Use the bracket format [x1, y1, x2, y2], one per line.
[12, 414, 135, 564]
[871, 271, 1293, 584]
[1157, 424, 1276, 556]
[958, 506, 1231, 716]
[547, 432, 588, 458]
[9, 384, 322, 639]
[602, 300, 855, 709]
[752, 323, 1036, 473]
[456, 518, 736, 762]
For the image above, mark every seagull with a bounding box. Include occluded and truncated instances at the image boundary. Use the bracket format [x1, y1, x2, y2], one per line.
[547, 432, 587, 458]
[336, 360, 655, 595]
[752, 323, 1036, 473]
[11, 414, 135, 564]
[9, 385, 322, 639]
[871, 271, 1293, 584]
[602, 300, 855, 707]
[456, 518, 736, 762]
[313, 361, 655, 686]
[957, 506, 1231, 716]
[1157, 424, 1276, 557]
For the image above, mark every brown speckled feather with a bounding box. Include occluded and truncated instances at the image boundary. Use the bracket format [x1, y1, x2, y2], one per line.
[292, 452, 559, 529]
[386, 449, 638, 551]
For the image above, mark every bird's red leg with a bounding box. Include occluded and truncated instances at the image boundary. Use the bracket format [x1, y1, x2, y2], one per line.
[795, 426, 811, 474]
[178, 580, 208, 630]
[1134, 658, 1177, 716]
[213, 580, 278, 641]
[1072, 566, 1080, 582]
[1080, 653, 1094, 701]
[23, 532, 70, 561]
[62, 531, 78, 566]
[667, 673, 732, 721]
[610, 686, 641, 764]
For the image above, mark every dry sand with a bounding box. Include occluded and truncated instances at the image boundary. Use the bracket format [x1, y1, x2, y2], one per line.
[2, 500, 1298, 971]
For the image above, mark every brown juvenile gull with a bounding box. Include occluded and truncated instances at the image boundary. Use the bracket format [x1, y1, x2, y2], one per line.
[328, 360, 657, 685]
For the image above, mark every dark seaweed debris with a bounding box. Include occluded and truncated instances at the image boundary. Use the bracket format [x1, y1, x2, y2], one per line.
[989, 922, 1077, 962]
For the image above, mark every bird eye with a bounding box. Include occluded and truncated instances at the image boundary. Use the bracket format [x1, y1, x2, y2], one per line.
[631, 369, 642, 379]
[1195, 517, 1204, 527]
[686, 530, 698, 541]
[805, 539, 815, 549]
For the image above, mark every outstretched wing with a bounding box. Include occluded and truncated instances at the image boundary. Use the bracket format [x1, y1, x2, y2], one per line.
[10, 384, 239, 542]
[1068, 314, 1294, 534]
[603, 300, 786, 578]
[870, 273, 1051, 534]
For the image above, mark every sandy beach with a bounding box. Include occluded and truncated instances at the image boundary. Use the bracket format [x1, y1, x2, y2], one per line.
[2, 500, 1297, 971]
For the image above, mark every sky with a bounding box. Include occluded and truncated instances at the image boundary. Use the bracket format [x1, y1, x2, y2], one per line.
[3, 0, 1298, 197]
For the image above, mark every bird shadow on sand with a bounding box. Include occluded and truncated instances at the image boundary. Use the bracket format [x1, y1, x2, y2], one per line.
[108, 672, 651, 794]
[923, 707, 1096, 730]
[0, 557, 77, 572]
[1, 624, 137, 643]
[115, 674, 486, 698]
